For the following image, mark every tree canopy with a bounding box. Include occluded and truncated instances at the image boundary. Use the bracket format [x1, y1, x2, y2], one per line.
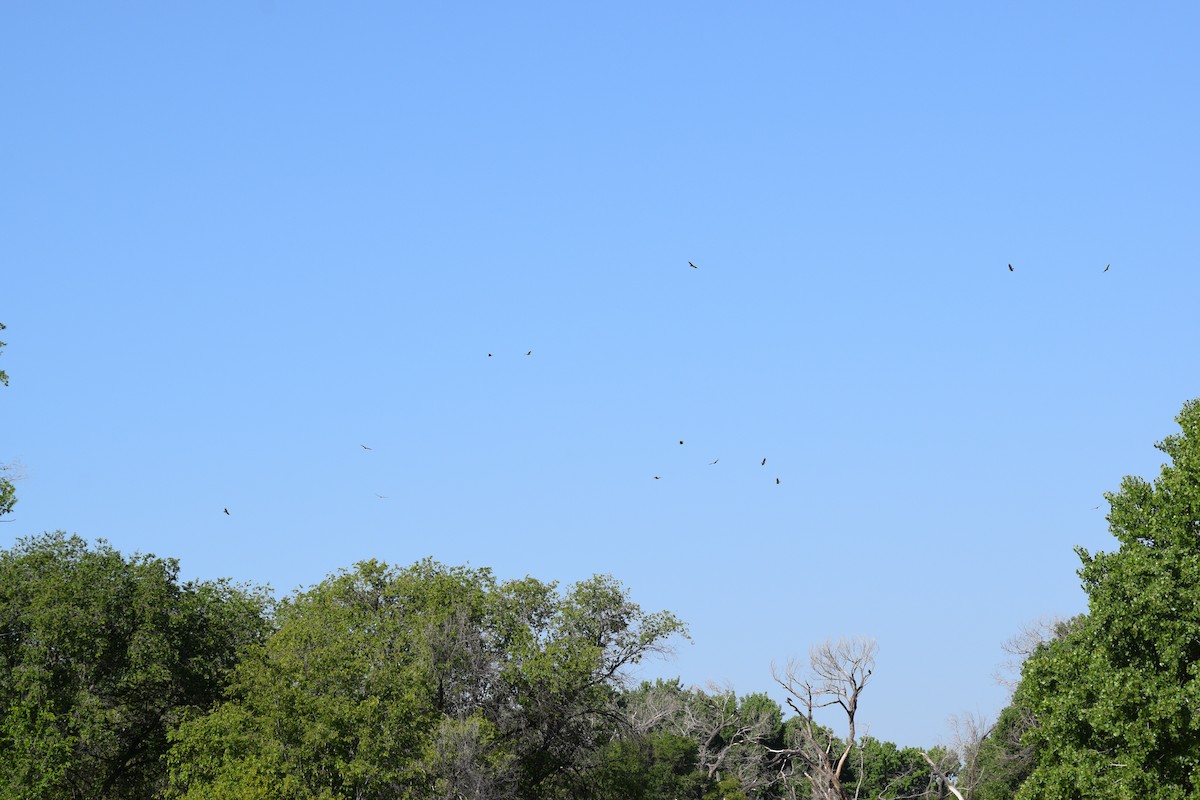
[166, 559, 689, 800]
[10, 397, 1200, 798]
[1015, 399, 1200, 799]
[0, 532, 270, 799]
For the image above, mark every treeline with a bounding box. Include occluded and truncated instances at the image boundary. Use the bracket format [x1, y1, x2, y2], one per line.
[4, 399, 1200, 799]
[0, 534, 965, 800]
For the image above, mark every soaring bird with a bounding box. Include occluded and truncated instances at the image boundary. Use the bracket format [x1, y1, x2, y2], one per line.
[488, 353, 492, 357]
[654, 476, 661, 480]
[223, 508, 230, 516]
[1008, 264, 1014, 272]
[761, 458, 766, 466]
[709, 458, 719, 465]
[689, 261, 698, 269]
[526, 351, 532, 355]
[376, 494, 389, 499]
[776, 478, 780, 485]
[679, 440, 684, 445]
[1104, 263, 1110, 272]
[361, 444, 372, 450]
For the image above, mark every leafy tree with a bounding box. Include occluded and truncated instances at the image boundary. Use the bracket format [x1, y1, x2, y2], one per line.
[1014, 399, 1200, 799]
[845, 736, 938, 799]
[971, 703, 1037, 800]
[166, 560, 687, 800]
[0, 532, 270, 799]
[591, 731, 710, 800]
[622, 679, 785, 796]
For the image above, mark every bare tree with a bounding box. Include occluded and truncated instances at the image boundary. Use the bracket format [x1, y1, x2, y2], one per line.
[993, 615, 1084, 689]
[769, 636, 877, 800]
[929, 711, 994, 799]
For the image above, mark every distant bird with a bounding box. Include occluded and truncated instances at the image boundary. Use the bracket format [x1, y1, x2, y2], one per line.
[679, 440, 684, 445]
[709, 458, 719, 465]
[776, 478, 780, 485]
[526, 351, 532, 356]
[376, 494, 389, 499]
[488, 353, 493, 357]
[361, 444, 372, 450]
[223, 508, 230, 516]
[1092, 504, 1102, 510]
[1008, 263, 1014, 272]
[761, 458, 766, 466]
[689, 261, 698, 269]
[654, 476, 661, 480]
[1104, 263, 1110, 272]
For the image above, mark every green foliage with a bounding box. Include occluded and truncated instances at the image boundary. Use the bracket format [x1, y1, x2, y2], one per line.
[592, 731, 709, 800]
[1014, 399, 1200, 799]
[0, 532, 270, 799]
[972, 701, 1038, 800]
[621, 679, 787, 796]
[0, 474, 13, 521]
[843, 736, 937, 799]
[166, 560, 688, 800]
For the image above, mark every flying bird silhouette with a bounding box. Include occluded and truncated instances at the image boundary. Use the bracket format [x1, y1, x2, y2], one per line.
[709, 458, 719, 465]
[679, 440, 684, 445]
[654, 476, 661, 480]
[776, 478, 780, 485]
[376, 494, 389, 499]
[689, 261, 698, 269]
[761, 458, 766, 466]
[223, 508, 230, 516]
[487, 353, 492, 357]
[361, 444, 372, 450]
[526, 351, 532, 356]
[1008, 264, 1014, 272]
[1104, 263, 1110, 272]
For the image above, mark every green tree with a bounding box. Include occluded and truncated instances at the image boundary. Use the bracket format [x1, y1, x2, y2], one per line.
[622, 680, 785, 797]
[1014, 399, 1200, 799]
[166, 560, 687, 800]
[0, 532, 270, 799]
[591, 731, 710, 800]
[972, 703, 1038, 800]
[844, 736, 938, 799]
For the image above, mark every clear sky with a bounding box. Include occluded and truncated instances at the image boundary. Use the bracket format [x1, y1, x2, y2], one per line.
[3, 2, 1199, 747]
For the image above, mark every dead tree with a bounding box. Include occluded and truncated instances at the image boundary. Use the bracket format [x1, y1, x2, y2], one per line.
[768, 636, 877, 800]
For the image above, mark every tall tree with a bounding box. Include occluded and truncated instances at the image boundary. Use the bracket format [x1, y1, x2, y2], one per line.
[769, 637, 877, 800]
[0, 533, 270, 799]
[166, 560, 687, 800]
[1014, 399, 1200, 799]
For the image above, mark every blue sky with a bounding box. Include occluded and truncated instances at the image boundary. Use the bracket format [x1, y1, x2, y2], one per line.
[3, 2, 1199, 747]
